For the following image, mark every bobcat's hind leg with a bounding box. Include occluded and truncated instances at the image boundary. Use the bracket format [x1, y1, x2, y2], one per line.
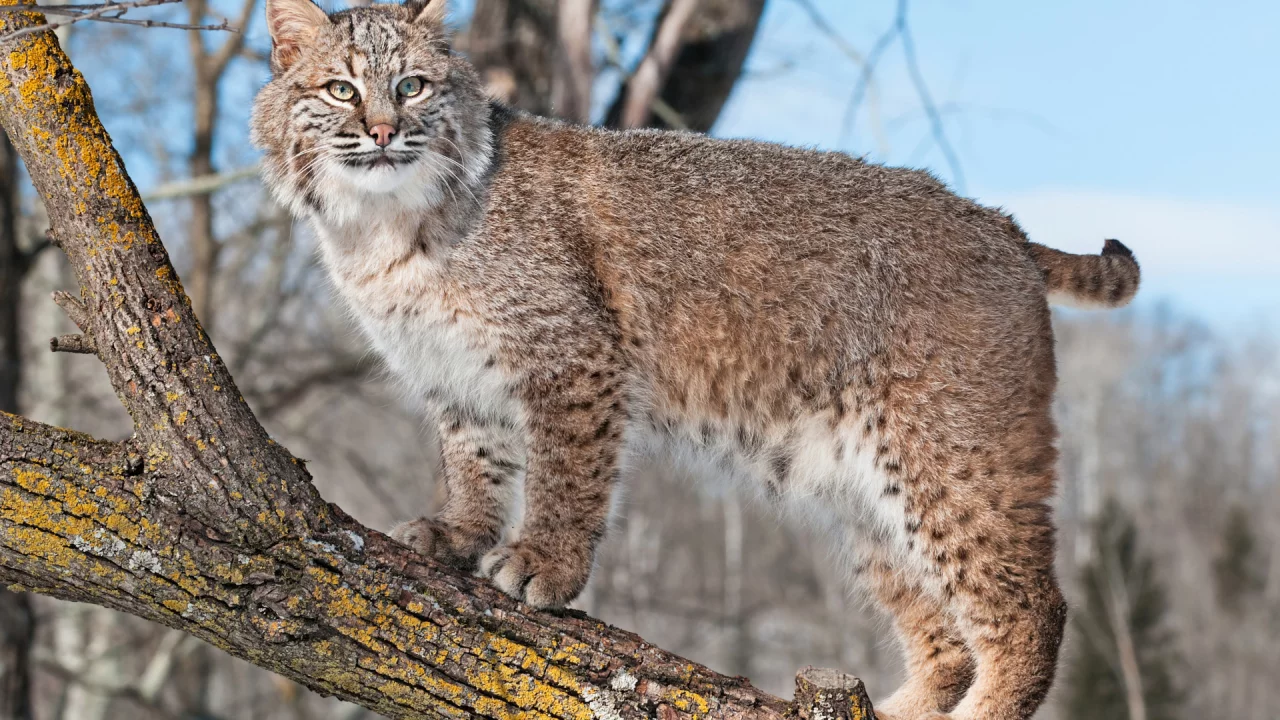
[938, 510, 1067, 720]
[392, 409, 522, 569]
[864, 555, 975, 720]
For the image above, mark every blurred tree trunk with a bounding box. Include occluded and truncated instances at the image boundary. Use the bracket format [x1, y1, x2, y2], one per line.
[184, 0, 255, 329]
[550, 0, 595, 122]
[0, 127, 35, 720]
[604, 0, 766, 132]
[0, 133, 21, 413]
[0, 587, 34, 720]
[465, 0, 765, 132]
[463, 0, 558, 115]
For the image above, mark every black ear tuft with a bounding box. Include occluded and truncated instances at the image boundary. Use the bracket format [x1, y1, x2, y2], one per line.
[1101, 238, 1134, 259]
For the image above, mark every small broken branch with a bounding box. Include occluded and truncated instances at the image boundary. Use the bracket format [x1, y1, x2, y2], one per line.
[50, 290, 89, 332]
[49, 290, 96, 353]
[794, 667, 876, 720]
[49, 333, 95, 354]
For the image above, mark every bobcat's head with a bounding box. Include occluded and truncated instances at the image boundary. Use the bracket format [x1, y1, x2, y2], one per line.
[251, 0, 491, 224]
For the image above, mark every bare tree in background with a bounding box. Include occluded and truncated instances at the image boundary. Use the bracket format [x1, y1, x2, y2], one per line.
[465, 0, 767, 131]
[184, 0, 257, 326]
[463, 0, 558, 114]
[605, 0, 766, 131]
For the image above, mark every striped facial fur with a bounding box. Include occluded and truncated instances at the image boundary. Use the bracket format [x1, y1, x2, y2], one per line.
[251, 0, 491, 225]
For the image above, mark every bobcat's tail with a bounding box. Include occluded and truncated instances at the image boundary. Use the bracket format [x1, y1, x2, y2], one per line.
[1025, 239, 1141, 309]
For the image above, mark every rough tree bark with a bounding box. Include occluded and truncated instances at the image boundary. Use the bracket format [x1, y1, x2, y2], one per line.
[0, 7, 874, 720]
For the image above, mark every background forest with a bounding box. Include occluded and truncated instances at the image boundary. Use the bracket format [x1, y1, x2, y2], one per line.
[1, 1, 1277, 719]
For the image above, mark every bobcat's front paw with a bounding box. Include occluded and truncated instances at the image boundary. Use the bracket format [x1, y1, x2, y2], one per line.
[390, 517, 497, 570]
[479, 540, 591, 609]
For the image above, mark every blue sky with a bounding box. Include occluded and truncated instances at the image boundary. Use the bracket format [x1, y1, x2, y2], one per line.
[714, 0, 1280, 331]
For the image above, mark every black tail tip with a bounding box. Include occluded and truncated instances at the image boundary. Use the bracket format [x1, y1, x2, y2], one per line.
[1102, 238, 1134, 259]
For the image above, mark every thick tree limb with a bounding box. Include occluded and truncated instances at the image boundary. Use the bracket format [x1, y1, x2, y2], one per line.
[0, 4, 874, 719]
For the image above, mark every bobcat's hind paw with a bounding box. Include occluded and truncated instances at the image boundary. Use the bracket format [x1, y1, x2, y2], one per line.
[389, 517, 496, 570]
[479, 541, 590, 609]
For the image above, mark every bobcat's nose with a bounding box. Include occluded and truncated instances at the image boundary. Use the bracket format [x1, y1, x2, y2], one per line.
[368, 123, 397, 148]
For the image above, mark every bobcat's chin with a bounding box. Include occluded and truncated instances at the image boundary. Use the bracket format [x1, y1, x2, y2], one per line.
[332, 157, 421, 195]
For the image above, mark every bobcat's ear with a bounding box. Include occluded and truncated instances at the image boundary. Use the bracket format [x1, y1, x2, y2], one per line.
[265, 0, 330, 74]
[407, 0, 447, 28]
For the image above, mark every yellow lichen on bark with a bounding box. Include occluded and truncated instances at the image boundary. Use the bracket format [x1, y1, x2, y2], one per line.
[0, 29, 147, 224]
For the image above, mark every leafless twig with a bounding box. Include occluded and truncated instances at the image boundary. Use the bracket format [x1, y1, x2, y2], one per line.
[841, 16, 899, 152]
[895, 0, 965, 192]
[141, 163, 260, 201]
[0, 0, 235, 42]
[49, 287, 97, 354]
[790, 0, 888, 155]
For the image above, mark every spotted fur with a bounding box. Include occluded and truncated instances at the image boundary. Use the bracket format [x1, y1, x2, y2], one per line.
[251, 2, 1139, 719]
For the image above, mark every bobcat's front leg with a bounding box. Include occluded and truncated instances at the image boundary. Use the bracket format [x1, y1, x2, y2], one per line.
[392, 409, 523, 569]
[480, 350, 626, 608]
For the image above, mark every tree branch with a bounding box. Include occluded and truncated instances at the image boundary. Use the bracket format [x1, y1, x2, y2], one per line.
[0, 4, 875, 719]
[49, 333, 96, 354]
[141, 164, 260, 202]
[789, 0, 889, 155]
[208, 0, 257, 77]
[0, 0, 233, 42]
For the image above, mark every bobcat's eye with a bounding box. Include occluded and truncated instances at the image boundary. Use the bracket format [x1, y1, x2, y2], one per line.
[396, 76, 426, 98]
[327, 80, 358, 102]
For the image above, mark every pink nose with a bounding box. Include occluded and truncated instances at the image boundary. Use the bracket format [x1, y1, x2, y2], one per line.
[368, 123, 397, 147]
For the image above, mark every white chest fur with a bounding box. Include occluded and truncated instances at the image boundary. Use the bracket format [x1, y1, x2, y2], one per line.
[314, 220, 519, 425]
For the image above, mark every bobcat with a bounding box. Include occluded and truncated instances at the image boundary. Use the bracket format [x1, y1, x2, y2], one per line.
[250, 1, 1141, 718]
